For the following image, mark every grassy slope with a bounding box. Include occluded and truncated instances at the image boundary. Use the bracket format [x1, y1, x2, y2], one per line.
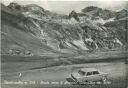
[1, 50, 127, 73]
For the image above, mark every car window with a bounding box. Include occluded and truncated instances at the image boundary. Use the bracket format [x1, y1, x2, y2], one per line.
[78, 70, 85, 76]
[93, 71, 99, 75]
[86, 72, 92, 76]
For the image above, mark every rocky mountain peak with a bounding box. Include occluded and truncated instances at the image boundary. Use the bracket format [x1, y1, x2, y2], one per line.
[24, 4, 45, 12]
[115, 9, 128, 20]
[81, 6, 101, 13]
[81, 6, 115, 20]
[69, 10, 80, 21]
[7, 2, 23, 11]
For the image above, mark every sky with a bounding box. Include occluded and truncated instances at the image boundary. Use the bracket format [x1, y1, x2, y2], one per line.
[1, 0, 128, 14]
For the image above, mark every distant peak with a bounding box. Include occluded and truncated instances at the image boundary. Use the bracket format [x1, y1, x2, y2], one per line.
[81, 6, 102, 13]
[7, 2, 22, 10]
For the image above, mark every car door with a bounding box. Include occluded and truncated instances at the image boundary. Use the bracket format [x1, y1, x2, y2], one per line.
[78, 70, 86, 82]
[92, 71, 101, 81]
[85, 71, 94, 82]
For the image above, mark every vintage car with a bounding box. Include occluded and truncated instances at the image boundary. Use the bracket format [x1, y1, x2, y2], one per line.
[68, 68, 108, 84]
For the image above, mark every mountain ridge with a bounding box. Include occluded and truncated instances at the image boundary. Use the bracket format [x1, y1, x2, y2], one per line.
[1, 3, 127, 56]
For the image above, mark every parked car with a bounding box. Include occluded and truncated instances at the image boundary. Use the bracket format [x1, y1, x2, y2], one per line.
[68, 68, 108, 84]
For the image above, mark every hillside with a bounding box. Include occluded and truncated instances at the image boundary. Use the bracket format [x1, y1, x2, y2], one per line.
[1, 3, 127, 56]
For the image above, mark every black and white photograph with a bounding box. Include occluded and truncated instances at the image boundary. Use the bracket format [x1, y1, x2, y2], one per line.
[1, 0, 128, 88]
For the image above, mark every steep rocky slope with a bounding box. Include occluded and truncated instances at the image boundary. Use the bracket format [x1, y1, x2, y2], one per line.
[1, 3, 127, 56]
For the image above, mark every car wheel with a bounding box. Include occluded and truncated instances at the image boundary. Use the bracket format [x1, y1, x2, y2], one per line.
[75, 80, 80, 84]
[72, 78, 79, 84]
[102, 76, 107, 83]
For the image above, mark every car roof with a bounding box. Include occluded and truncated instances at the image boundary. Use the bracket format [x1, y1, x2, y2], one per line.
[80, 68, 98, 72]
